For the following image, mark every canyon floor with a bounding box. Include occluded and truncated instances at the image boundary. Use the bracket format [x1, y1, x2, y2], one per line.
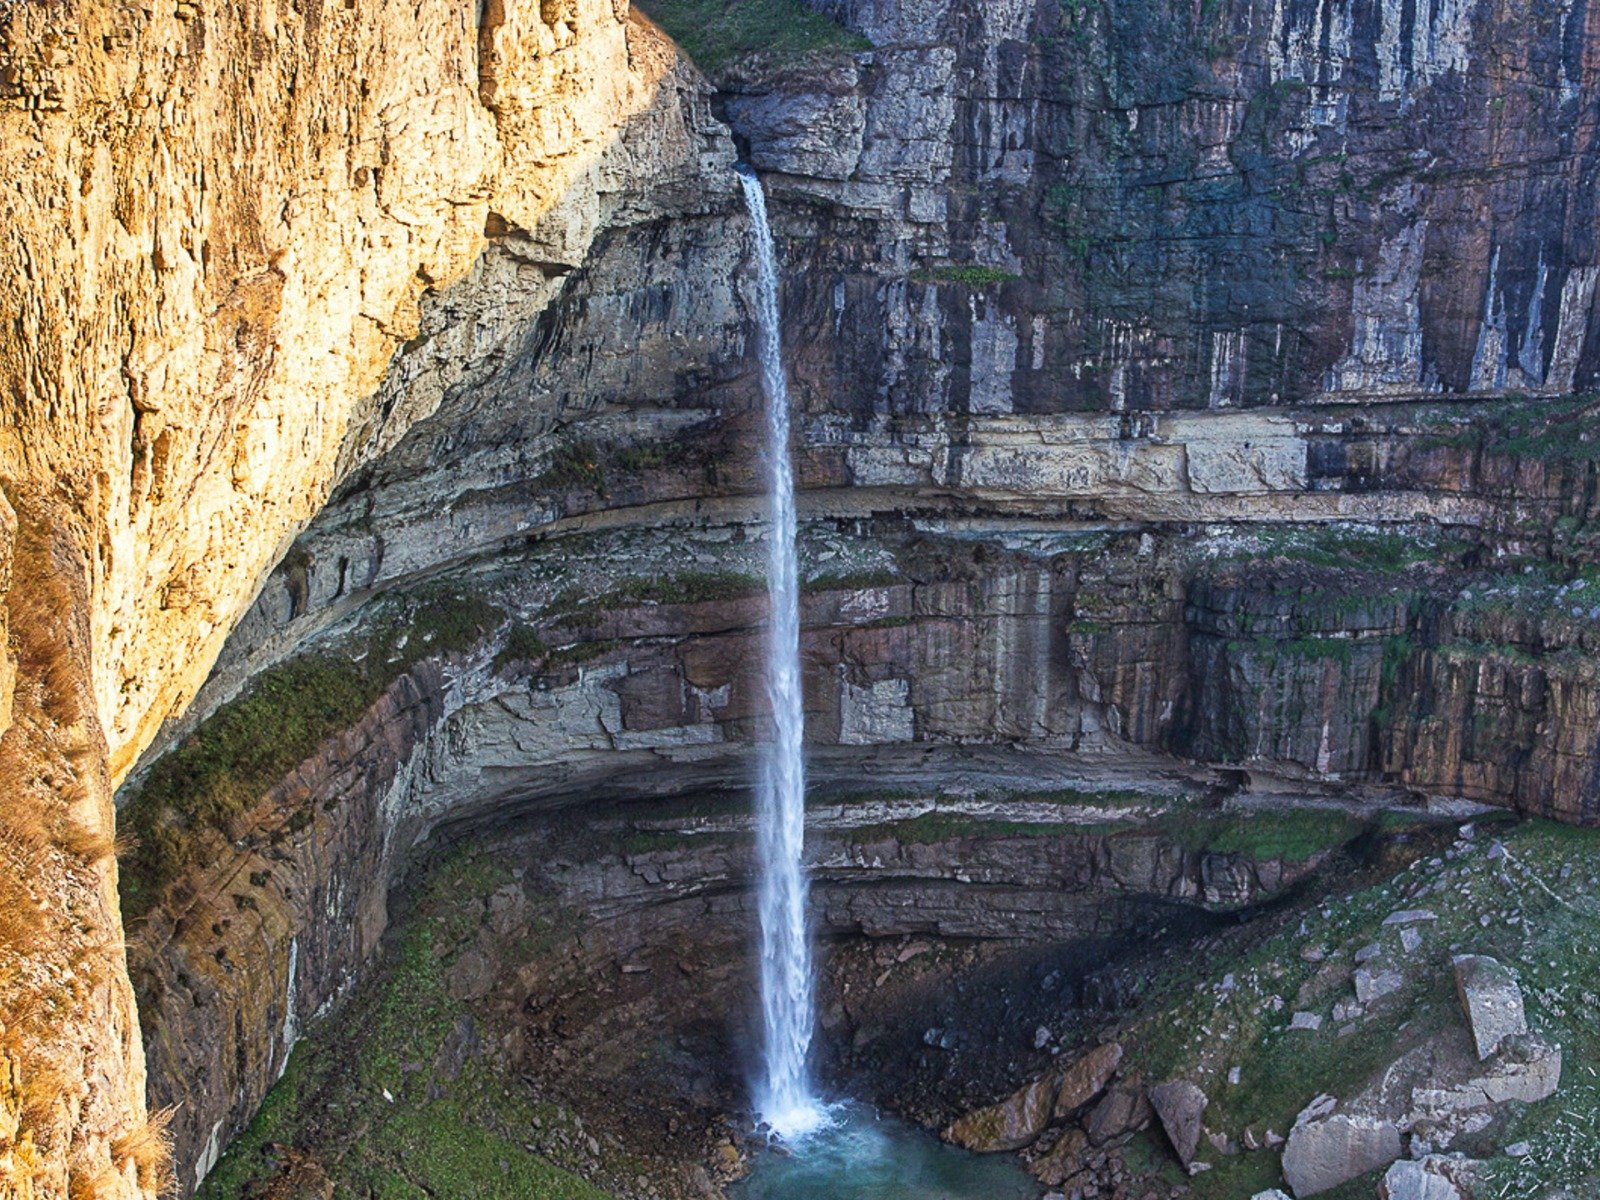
[187, 765, 1598, 1200]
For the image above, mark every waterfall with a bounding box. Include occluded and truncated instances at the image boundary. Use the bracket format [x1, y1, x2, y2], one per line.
[738, 166, 828, 1141]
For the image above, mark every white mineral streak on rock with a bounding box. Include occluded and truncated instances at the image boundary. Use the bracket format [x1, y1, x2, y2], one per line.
[1208, 330, 1246, 409]
[194, 1119, 225, 1190]
[1548, 266, 1599, 391]
[1269, 0, 1354, 129]
[840, 676, 916, 745]
[1327, 199, 1428, 394]
[969, 297, 1020, 414]
[1375, 0, 1476, 102]
[1470, 246, 1510, 391]
[278, 936, 300, 1081]
[1514, 251, 1551, 387]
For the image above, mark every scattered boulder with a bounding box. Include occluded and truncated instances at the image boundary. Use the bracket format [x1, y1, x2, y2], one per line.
[445, 947, 496, 1002]
[943, 1076, 1056, 1152]
[1290, 1011, 1323, 1031]
[1453, 955, 1528, 1060]
[1383, 910, 1438, 926]
[1398, 1027, 1561, 1150]
[1053, 1042, 1123, 1118]
[1029, 1128, 1088, 1187]
[1084, 1083, 1152, 1145]
[1380, 1156, 1481, 1200]
[1355, 967, 1404, 1004]
[1380, 1157, 1466, 1200]
[1281, 1103, 1403, 1197]
[1478, 1032, 1562, 1104]
[486, 883, 530, 937]
[1251, 1192, 1293, 1200]
[1148, 1080, 1207, 1166]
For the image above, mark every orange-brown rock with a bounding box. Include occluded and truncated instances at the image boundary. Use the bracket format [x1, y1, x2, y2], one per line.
[943, 1076, 1057, 1153]
[1054, 1041, 1124, 1118]
[0, 0, 693, 1192]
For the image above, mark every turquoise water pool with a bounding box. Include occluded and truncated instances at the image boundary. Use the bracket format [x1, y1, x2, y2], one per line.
[733, 1103, 1041, 1200]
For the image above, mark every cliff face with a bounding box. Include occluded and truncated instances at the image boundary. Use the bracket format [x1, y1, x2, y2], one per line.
[0, 0, 692, 1194]
[113, 0, 1600, 1187]
[753, 0, 1600, 417]
[7, 0, 1599, 1192]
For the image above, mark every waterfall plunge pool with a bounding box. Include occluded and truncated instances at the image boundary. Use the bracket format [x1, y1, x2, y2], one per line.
[734, 1103, 1041, 1200]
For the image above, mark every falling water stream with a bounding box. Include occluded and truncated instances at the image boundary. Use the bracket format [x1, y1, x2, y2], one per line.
[739, 165, 828, 1142]
[734, 167, 1040, 1197]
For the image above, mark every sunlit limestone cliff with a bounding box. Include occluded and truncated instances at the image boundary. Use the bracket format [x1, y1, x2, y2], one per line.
[0, 0, 699, 1192]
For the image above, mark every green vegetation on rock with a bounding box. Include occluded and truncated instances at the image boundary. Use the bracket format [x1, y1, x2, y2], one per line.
[1415, 394, 1600, 464]
[532, 440, 608, 496]
[198, 854, 609, 1200]
[568, 570, 763, 612]
[1112, 817, 1600, 1199]
[911, 265, 1021, 287]
[119, 590, 503, 919]
[638, 0, 869, 73]
[1163, 806, 1369, 863]
[494, 622, 551, 672]
[1222, 525, 1474, 575]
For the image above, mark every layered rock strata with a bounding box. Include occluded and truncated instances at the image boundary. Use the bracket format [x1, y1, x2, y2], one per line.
[0, 0, 704, 1192]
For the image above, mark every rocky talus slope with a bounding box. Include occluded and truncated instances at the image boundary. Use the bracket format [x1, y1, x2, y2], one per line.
[0, 0, 697, 1194]
[3, 0, 1599, 1195]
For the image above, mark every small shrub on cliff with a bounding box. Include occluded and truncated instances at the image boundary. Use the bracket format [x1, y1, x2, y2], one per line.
[492, 623, 550, 672]
[531, 441, 607, 497]
[111, 1108, 175, 1195]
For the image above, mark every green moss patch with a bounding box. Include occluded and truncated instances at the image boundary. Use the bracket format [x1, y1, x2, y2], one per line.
[911, 266, 1022, 287]
[1219, 525, 1477, 575]
[119, 590, 503, 919]
[494, 622, 551, 672]
[198, 855, 609, 1200]
[1163, 807, 1370, 863]
[638, 0, 869, 73]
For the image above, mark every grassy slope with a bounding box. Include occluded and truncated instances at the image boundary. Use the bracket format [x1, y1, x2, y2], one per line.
[118, 591, 502, 919]
[637, 0, 868, 73]
[1107, 815, 1600, 1199]
[198, 854, 611, 1200]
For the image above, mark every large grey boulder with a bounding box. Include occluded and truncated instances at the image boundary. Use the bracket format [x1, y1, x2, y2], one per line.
[1148, 1080, 1208, 1166]
[1480, 1032, 1562, 1104]
[1381, 1156, 1482, 1200]
[1453, 955, 1528, 1060]
[1355, 966, 1404, 1004]
[1380, 1158, 1465, 1200]
[1084, 1083, 1152, 1145]
[1281, 1104, 1403, 1197]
